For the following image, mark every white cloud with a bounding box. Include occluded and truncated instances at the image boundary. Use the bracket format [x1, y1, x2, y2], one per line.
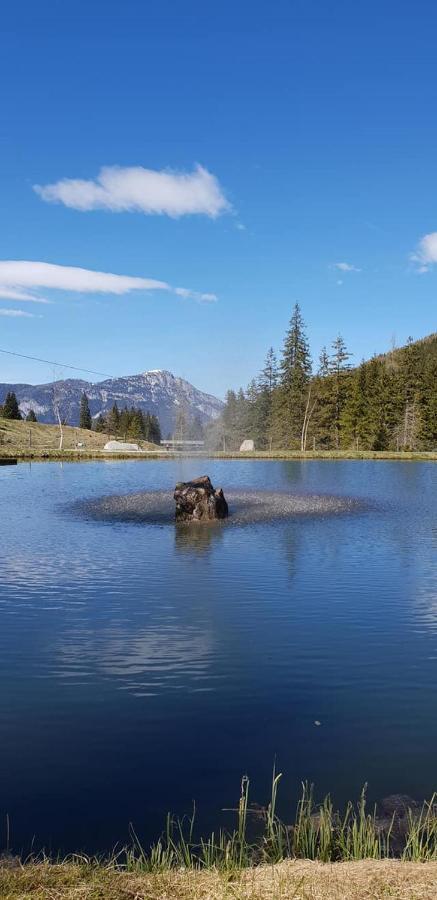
[174, 287, 217, 303]
[0, 308, 36, 318]
[410, 232, 437, 272]
[34, 164, 230, 218]
[0, 260, 168, 295]
[0, 286, 51, 303]
[332, 262, 362, 272]
[0, 260, 216, 305]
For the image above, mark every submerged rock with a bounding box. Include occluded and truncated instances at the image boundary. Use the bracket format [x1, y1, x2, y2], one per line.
[380, 794, 419, 818]
[174, 476, 229, 523]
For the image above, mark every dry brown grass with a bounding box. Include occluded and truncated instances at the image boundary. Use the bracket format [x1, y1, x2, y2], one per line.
[1, 860, 437, 900]
[0, 418, 160, 458]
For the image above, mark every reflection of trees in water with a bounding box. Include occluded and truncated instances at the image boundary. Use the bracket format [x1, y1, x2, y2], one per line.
[280, 461, 308, 488]
[281, 523, 302, 581]
[174, 522, 225, 555]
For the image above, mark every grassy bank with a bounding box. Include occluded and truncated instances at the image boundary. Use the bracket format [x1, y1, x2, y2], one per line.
[2, 423, 437, 462]
[213, 449, 437, 461]
[2, 417, 437, 461]
[0, 418, 165, 460]
[3, 779, 437, 898]
[2, 859, 437, 899]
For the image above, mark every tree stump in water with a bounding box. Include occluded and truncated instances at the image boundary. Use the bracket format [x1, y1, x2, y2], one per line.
[174, 476, 229, 522]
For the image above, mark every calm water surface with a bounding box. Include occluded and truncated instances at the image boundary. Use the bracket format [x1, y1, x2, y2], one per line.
[1, 459, 436, 853]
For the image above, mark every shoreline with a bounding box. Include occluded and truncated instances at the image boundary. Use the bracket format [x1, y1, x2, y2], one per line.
[2, 859, 437, 899]
[2, 448, 437, 462]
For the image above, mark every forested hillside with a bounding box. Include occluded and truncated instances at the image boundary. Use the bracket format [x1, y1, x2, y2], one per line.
[210, 307, 437, 452]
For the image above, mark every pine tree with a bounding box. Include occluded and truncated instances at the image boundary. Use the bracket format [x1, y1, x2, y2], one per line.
[260, 347, 279, 393]
[95, 414, 107, 433]
[341, 361, 369, 449]
[275, 304, 312, 446]
[221, 390, 241, 450]
[107, 402, 120, 436]
[398, 337, 423, 449]
[2, 392, 22, 420]
[328, 334, 352, 448]
[128, 409, 145, 440]
[118, 406, 130, 440]
[318, 347, 330, 377]
[79, 393, 92, 430]
[310, 348, 332, 448]
[26, 409, 37, 423]
[418, 357, 437, 449]
[257, 348, 279, 449]
[174, 407, 188, 443]
[187, 415, 205, 441]
[150, 414, 162, 445]
[244, 378, 264, 447]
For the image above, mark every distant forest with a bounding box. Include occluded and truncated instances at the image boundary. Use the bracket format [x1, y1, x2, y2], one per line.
[207, 306, 437, 452]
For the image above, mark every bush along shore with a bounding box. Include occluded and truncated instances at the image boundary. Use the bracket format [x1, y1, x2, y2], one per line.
[2, 776, 437, 898]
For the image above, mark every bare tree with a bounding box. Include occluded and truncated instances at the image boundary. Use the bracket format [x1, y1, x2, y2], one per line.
[300, 385, 317, 452]
[51, 368, 73, 451]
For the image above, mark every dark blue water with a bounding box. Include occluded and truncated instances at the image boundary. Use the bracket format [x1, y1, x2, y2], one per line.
[0, 459, 436, 854]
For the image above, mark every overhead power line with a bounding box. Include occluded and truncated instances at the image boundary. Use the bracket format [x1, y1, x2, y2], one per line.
[0, 348, 114, 380]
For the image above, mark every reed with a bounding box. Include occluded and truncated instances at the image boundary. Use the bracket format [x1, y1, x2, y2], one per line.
[3, 776, 437, 872]
[402, 794, 437, 861]
[100, 776, 437, 872]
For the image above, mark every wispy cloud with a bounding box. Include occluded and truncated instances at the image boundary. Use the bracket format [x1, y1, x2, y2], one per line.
[331, 262, 362, 272]
[34, 164, 230, 218]
[0, 260, 216, 305]
[410, 232, 437, 273]
[0, 286, 51, 303]
[174, 287, 217, 303]
[0, 308, 36, 318]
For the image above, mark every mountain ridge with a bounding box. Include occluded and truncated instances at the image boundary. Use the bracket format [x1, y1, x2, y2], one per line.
[0, 369, 224, 435]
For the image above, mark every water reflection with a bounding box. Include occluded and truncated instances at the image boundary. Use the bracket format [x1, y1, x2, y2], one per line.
[174, 522, 225, 554]
[55, 623, 214, 694]
[2, 459, 437, 854]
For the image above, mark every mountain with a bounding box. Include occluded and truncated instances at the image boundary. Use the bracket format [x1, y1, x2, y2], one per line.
[0, 370, 224, 436]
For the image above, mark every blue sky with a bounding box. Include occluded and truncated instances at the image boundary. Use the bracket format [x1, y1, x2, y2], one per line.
[1, 0, 436, 398]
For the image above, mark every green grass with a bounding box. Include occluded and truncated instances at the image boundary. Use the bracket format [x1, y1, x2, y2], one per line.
[3, 777, 437, 899]
[121, 776, 437, 870]
[212, 449, 437, 461]
[6, 775, 433, 874]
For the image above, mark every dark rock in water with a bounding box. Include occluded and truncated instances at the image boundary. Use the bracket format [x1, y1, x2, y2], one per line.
[378, 794, 429, 854]
[380, 794, 419, 818]
[174, 475, 229, 523]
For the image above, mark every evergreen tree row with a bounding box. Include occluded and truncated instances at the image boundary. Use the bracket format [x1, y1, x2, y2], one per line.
[210, 306, 437, 452]
[93, 400, 162, 444]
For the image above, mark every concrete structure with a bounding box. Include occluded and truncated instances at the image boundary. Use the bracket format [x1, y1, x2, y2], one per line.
[239, 439, 255, 452]
[104, 440, 140, 452]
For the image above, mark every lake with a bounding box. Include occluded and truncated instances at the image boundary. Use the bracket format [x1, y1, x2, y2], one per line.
[0, 458, 436, 854]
